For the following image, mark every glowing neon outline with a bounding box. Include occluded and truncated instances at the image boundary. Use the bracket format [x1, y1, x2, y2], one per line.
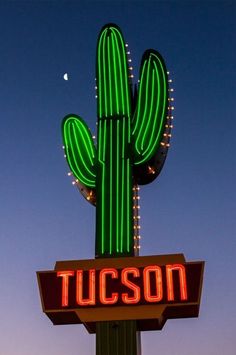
[62, 24, 170, 257]
[76, 269, 96, 306]
[143, 265, 163, 302]
[121, 267, 140, 304]
[166, 264, 188, 301]
[99, 268, 119, 305]
[57, 270, 75, 307]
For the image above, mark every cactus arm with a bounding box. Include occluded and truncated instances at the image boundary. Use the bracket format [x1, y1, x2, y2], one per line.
[62, 115, 96, 189]
[132, 50, 168, 165]
[96, 24, 133, 257]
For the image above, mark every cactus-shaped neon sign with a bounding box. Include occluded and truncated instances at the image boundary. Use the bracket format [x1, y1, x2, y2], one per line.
[62, 24, 173, 257]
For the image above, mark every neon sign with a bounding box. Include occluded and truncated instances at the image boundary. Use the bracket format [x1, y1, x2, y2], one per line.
[37, 254, 204, 332]
[37, 24, 204, 341]
[62, 24, 172, 257]
[57, 264, 188, 307]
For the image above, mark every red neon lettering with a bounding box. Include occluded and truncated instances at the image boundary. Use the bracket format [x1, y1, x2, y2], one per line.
[143, 265, 163, 302]
[76, 269, 96, 306]
[121, 267, 140, 304]
[166, 264, 188, 301]
[57, 271, 75, 307]
[99, 268, 118, 305]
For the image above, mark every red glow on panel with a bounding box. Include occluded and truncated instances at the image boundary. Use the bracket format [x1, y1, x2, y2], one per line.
[143, 265, 163, 302]
[166, 264, 188, 301]
[99, 268, 118, 305]
[57, 271, 75, 307]
[121, 267, 140, 304]
[76, 269, 96, 306]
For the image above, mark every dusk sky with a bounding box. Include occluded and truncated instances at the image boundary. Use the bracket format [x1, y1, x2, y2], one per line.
[0, 1, 235, 354]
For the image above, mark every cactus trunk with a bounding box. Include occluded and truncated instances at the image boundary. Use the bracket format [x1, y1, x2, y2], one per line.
[96, 116, 133, 257]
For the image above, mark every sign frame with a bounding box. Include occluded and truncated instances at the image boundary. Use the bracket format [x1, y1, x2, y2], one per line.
[37, 253, 204, 333]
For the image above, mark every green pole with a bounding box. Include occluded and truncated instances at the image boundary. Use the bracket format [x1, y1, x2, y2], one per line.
[96, 321, 141, 355]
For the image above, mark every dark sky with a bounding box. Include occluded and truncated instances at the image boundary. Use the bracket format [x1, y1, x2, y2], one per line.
[0, 1, 235, 354]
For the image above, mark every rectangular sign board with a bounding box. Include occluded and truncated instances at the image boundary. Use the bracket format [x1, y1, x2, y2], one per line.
[37, 254, 204, 333]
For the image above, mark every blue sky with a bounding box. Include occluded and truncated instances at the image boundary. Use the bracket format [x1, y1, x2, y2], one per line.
[0, 1, 235, 354]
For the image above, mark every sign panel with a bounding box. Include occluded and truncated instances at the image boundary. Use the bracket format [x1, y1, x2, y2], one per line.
[37, 254, 204, 333]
